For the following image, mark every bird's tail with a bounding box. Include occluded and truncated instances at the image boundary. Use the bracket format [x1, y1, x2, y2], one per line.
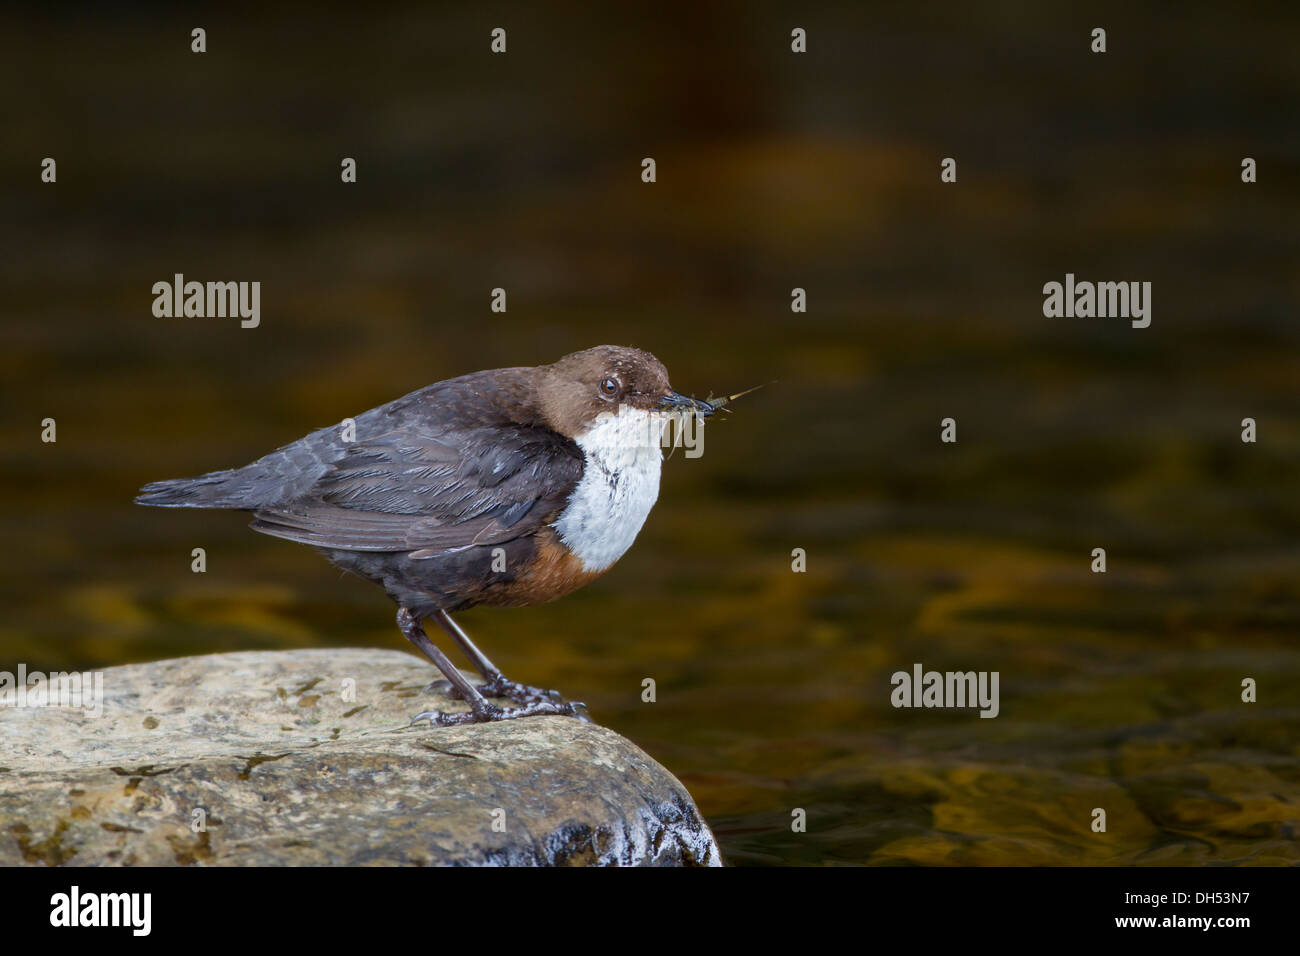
[135, 469, 248, 509]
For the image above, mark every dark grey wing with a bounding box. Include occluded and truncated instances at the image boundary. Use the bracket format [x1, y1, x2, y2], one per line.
[136, 367, 542, 511]
[248, 425, 584, 554]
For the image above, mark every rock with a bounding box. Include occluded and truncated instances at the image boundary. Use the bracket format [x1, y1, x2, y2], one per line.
[0, 649, 721, 866]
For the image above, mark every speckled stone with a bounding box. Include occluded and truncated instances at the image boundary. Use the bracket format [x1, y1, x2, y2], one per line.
[0, 649, 721, 866]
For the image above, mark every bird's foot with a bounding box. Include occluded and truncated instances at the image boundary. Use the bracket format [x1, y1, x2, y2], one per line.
[411, 698, 590, 727]
[480, 674, 567, 702]
[424, 675, 567, 704]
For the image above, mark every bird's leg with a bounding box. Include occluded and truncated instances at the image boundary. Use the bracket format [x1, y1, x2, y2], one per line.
[397, 608, 584, 726]
[428, 609, 569, 704]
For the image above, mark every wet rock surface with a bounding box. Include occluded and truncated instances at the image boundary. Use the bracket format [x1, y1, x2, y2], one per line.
[0, 649, 720, 866]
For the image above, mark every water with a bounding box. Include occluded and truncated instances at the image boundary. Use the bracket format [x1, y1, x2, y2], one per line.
[2, 3, 1299, 865]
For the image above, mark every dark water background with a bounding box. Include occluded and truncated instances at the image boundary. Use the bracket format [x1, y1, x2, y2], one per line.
[3, 3, 1299, 864]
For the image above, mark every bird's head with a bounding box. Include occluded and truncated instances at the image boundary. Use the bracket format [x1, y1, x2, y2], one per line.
[538, 345, 715, 442]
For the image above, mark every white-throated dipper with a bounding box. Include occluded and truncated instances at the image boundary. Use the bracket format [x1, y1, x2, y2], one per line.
[137, 345, 718, 726]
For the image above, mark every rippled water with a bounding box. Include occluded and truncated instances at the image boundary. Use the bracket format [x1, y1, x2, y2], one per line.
[2, 4, 1298, 865]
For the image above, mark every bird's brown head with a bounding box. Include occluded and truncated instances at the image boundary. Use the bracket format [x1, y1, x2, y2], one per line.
[537, 345, 714, 439]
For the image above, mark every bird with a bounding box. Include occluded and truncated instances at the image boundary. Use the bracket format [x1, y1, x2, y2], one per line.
[136, 345, 718, 726]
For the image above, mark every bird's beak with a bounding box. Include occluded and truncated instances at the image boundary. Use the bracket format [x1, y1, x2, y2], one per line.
[656, 390, 716, 418]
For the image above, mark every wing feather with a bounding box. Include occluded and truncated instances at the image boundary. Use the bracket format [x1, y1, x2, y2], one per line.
[249, 425, 582, 554]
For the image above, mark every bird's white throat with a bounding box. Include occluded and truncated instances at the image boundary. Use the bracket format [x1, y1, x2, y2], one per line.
[554, 407, 666, 572]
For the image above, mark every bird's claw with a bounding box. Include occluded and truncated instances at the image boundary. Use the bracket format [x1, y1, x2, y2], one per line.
[480, 675, 567, 702]
[424, 676, 567, 704]
[411, 698, 588, 727]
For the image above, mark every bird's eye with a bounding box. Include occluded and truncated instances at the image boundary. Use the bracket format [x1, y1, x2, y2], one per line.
[598, 376, 620, 398]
